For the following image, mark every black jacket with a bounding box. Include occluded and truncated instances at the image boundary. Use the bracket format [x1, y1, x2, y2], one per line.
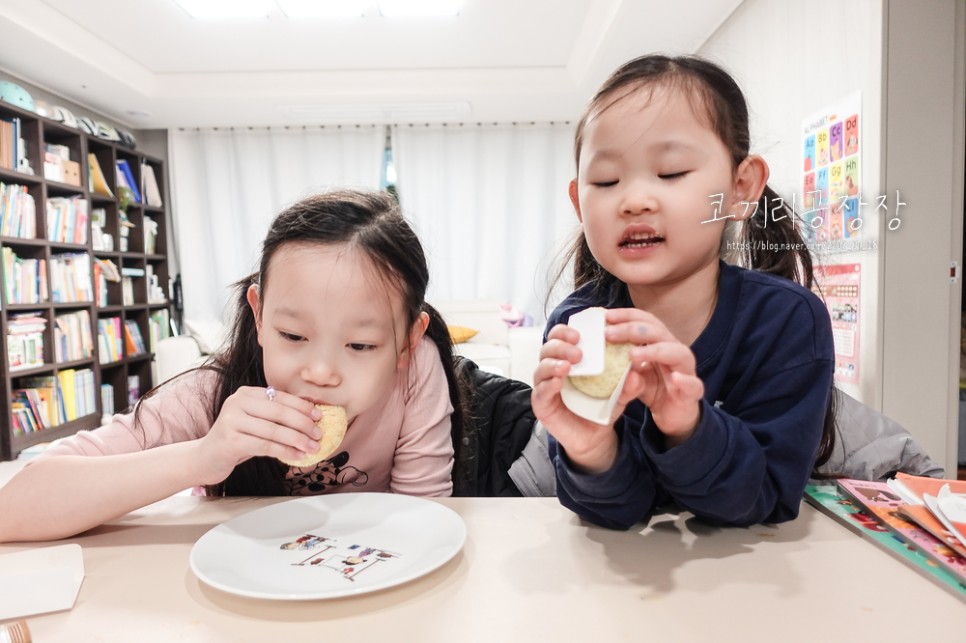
[451, 357, 536, 497]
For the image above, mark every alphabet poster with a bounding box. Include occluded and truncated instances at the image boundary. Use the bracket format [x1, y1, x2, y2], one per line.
[802, 93, 862, 250]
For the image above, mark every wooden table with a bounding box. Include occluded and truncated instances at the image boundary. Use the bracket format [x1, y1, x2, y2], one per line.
[2, 496, 964, 641]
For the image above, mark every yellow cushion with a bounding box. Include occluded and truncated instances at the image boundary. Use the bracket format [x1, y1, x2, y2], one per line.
[448, 325, 479, 344]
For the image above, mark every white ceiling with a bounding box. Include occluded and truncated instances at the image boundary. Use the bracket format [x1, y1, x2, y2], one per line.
[0, 0, 743, 130]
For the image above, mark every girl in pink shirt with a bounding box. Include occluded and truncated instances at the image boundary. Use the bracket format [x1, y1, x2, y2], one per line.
[0, 189, 461, 542]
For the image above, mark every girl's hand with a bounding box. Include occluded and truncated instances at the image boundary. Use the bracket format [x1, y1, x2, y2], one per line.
[193, 387, 323, 485]
[531, 324, 643, 473]
[604, 309, 704, 447]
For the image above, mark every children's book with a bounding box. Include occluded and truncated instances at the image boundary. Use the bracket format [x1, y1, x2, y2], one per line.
[804, 482, 966, 603]
[887, 473, 966, 554]
[924, 487, 966, 550]
[897, 503, 966, 559]
[835, 479, 966, 584]
[887, 472, 966, 503]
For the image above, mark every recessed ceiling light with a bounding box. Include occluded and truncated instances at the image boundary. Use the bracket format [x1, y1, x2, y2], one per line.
[126, 109, 152, 119]
[377, 0, 462, 17]
[173, 0, 273, 19]
[276, 0, 367, 18]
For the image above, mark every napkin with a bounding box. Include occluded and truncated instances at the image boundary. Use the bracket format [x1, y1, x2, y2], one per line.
[0, 544, 85, 620]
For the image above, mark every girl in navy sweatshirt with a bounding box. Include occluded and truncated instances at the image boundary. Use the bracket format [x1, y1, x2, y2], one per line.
[532, 54, 835, 529]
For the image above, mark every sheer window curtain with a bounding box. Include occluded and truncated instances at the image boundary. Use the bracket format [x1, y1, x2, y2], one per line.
[391, 123, 577, 323]
[168, 125, 385, 325]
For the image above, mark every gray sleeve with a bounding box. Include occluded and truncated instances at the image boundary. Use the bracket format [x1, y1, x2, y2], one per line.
[508, 421, 557, 497]
[815, 389, 945, 481]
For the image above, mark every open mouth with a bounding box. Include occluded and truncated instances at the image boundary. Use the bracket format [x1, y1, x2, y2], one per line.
[620, 232, 664, 249]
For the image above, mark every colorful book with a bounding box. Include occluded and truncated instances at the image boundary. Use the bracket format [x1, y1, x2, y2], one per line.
[888, 473, 966, 556]
[88, 153, 113, 197]
[115, 159, 141, 203]
[805, 483, 966, 603]
[888, 472, 966, 502]
[835, 479, 966, 585]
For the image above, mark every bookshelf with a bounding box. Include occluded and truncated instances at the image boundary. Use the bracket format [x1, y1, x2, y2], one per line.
[0, 100, 171, 461]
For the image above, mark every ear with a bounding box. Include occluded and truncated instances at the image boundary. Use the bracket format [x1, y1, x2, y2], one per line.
[731, 155, 770, 220]
[246, 283, 263, 335]
[568, 179, 583, 222]
[397, 310, 430, 369]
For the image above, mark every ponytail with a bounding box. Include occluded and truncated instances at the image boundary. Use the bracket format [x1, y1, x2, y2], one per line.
[205, 274, 286, 497]
[737, 185, 816, 289]
[736, 184, 836, 472]
[420, 302, 474, 496]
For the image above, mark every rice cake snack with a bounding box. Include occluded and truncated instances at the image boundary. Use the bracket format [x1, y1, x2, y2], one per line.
[279, 404, 348, 467]
[568, 342, 633, 399]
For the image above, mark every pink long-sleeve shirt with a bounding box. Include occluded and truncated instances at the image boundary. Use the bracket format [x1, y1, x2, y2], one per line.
[40, 338, 455, 496]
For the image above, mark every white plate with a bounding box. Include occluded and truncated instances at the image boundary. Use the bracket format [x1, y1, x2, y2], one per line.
[189, 493, 466, 600]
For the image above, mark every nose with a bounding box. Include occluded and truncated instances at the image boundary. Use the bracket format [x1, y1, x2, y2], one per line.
[620, 180, 657, 216]
[301, 357, 341, 387]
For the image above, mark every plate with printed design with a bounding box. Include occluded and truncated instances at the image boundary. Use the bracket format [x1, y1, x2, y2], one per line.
[189, 493, 466, 600]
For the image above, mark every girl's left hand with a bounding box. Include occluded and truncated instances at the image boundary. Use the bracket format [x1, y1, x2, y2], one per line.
[604, 308, 705, 447]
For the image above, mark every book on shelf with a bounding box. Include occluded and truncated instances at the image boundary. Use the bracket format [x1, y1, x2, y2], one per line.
[123, 320, 146, 356]
[127, 374, 140, 408]
[0, 116, 26, 172]
[53, 310, 94, 362]
[97, 317, 123, 363]
[1, 248, 48, 305]
[100, 383, 115, 420]
[118, 212, 135, 252]
[115, 159, 141, 204]
[45, 196, 89, 245]
[144, 216, 158, 254]
[148, 309, 171, 351]
[53, 368, 96, 422]
[91, 207, 109, 251]
[18, 375, 64, 427]
[0, 182, 37, 238]
[6, 312, 47, 370]
[93, 258, 120, 307]
[49, 253, 93, 303]
[804, 482, 966, 603]
[87, 153, 113, 197]
[141, 163, 163, 207]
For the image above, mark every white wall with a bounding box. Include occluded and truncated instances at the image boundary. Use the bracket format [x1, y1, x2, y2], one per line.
[699, 0, 885, 405]
[700, 0, 965, 473]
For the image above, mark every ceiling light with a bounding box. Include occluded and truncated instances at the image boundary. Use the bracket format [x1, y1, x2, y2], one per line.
[377, 0, 462, 17]
[276, 0, 368, 18]
[173, 0, 273, 19]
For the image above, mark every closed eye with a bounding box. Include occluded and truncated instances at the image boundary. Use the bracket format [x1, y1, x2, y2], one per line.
[278, 331, 305, 342]
[591, 180, 618, 188]
[659, 171, 689, 180]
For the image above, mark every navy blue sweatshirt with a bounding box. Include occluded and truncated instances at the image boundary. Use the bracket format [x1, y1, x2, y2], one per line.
[547, 262, 834, 529]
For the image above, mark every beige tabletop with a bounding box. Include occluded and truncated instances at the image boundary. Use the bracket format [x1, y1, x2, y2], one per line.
[2, 496, 965, 642]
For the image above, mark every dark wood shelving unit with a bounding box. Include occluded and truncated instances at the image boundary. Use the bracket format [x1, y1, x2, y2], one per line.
[0, 101, 171, 460]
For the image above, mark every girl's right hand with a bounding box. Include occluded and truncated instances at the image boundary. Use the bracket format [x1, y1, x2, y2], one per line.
[531, 324, 641, 474]
[193, 387, 322, 484]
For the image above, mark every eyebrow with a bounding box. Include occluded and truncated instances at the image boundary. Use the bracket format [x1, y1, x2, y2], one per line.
[587, 140, 700, 164]
[274, 306, 389, 330]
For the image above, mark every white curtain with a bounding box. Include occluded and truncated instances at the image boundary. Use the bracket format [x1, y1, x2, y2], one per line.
[168, 125, 385, 324]
[391, 123, 577, 323]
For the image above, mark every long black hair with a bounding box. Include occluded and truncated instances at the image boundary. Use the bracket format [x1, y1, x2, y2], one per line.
[558, 54, 835, 469]
[194, 189, 468, 495]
